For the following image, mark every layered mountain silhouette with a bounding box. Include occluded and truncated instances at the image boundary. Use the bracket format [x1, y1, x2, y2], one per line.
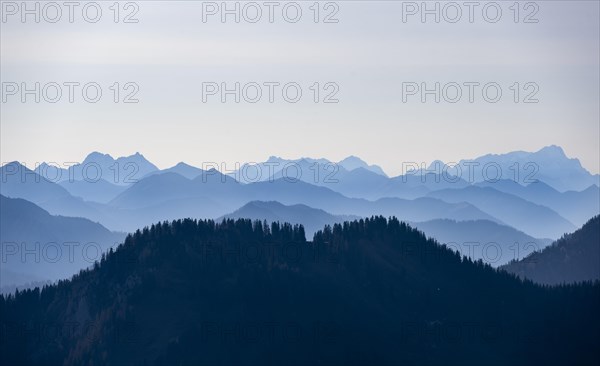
[109, 175, 499, 232]
[501, 216, 600, 285]
[109, 171, 238, 210]
[3, 146, 598, 239]
[427, 186, 575, 239]
[0, 195, 125, 288]
[475, 179, 599, 227]
[59, 178, 127, 204]
[0, 162, 111, 224]
[229, 156, 469, 200]
[143, 162, 207, 180]
[2, 162, 75, 203]
[3, 144, 598, 363]
[1, 217, 598, 365]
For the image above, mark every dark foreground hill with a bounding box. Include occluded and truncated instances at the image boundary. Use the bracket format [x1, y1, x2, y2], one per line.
[502, 216, 600, 285]
[1, 217, 598, 366]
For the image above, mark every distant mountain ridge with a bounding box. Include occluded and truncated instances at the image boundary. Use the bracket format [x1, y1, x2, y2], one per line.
[0, 195, 125, 288]
[20, 145, 600, 199]
[142, 162, 208, 180]
[0, 162, 121, 229]
[108, 174, 502, 232]
[409, 146, 598, 192]
[59, 179, 127, 204]
[22, 145, 599, 191]
[227, 155, 388, 184]
[34, 151, 158, 185]
[475, 179, 599, 227]
[456, 145, 599, 192]
[2, 146, 598, 238]
[337, 155, 388, 176]
[426, 186, 576, 239]
[1, 160, 586, 239]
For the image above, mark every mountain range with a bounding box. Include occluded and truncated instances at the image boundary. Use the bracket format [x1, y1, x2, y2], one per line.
[3, 143, 597, 290]
[426, 186, 576, 239]
[2, 145, 598, 241]
[23, 146, 600, 199]
[2, 143, 599, 365]
[475, 179, 599, 227]
[453, 145, 600, 192]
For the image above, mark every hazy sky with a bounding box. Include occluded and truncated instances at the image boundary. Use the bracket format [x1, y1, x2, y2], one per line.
[1, 0, 599, 175]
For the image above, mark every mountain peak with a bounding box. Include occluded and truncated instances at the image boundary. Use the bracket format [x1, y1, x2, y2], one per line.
[84, 151, 112, 160]
[338, 156, 388, 177]
[1, 161, 36, 174]
[267, 156, 283, 162]
[537, 145, 566, 156]
[174, 162, 193, 168]
[128, 152, 152, 161]
[2, 161, 24, 167]
[339, 155, 363, 163]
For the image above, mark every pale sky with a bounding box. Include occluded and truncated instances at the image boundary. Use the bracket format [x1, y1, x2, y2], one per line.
[1, 0, 599, 175]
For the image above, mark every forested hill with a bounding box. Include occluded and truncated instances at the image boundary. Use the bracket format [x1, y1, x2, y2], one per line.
[502, 215, 600, 285]
[1, 217, 598, 366]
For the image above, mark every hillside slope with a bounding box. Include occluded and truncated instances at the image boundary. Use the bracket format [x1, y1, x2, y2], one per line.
[501, 216, 600, 285]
